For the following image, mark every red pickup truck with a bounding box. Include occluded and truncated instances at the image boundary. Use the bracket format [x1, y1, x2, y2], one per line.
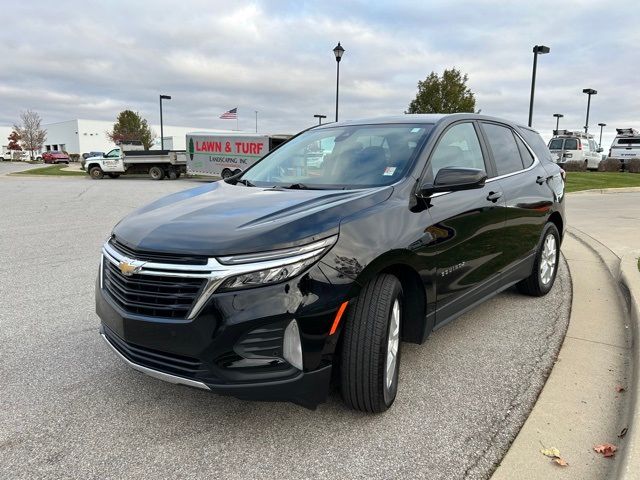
[42, 151, 70, 164]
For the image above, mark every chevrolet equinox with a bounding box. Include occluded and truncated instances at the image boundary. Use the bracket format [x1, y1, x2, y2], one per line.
[97, 114, 565, 413]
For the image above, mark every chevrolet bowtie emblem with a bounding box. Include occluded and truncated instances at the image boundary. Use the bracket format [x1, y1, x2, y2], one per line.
[118, 260, 144, 276]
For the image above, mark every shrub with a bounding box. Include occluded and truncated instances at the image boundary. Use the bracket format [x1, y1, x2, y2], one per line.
[597, 158, 622, 172]
[561, 160, 586, 172]
[69, 153, 80, 162]
[627, 158, 640, 174]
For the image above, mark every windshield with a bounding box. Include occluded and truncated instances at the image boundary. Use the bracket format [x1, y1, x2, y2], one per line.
[239, 124, 433, 189]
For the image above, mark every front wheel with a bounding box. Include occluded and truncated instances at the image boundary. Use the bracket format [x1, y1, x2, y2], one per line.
[340, 274, 403, 413]
[89, 166, 104, 180]
[517, 223, 560, 296]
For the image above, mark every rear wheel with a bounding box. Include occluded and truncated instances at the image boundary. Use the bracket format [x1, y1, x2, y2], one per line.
[149, 166, 165, 180]
[233, 169, 242, 176]
[168, 168, 178, 180]
[89, 166, 104, 180]
[340, 274, 403, 413]
[517, 223, 560, 296]
[221, 168, 233, 179]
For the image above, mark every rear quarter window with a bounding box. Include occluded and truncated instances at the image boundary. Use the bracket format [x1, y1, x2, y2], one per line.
[519, 127, 553, 162]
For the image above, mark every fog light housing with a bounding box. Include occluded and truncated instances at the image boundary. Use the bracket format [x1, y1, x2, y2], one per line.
[283, 320, 303, 370]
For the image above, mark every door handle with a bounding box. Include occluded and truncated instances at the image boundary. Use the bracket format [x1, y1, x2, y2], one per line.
[486, 191, 502, 202]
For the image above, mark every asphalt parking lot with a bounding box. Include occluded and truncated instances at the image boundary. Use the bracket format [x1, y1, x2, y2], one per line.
[0, 175, 571, 480]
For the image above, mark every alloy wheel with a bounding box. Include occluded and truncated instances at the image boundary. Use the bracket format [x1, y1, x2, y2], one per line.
[539, 234, 557, 285]
[384, 299, 401, 396]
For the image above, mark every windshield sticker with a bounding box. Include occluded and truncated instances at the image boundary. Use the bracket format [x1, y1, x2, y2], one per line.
[383, 166, 396, 176]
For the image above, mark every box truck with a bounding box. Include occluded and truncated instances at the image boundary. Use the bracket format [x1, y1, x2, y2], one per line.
[186, 132, 290, 178]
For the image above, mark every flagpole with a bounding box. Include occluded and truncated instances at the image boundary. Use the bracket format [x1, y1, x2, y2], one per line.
[236, 108, 239, 131]
[255, 111, 258, 133]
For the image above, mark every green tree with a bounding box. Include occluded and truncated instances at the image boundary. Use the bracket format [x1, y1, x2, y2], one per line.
[406, 68, 476, 114]
[107, 110, 156, 150]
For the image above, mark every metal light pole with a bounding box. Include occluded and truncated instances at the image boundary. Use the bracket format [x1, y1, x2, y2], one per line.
[314, 114, 327, 125]
[528, 45, 550, 127]
[553, 113, 563, 134]
[582, 88, 597, 133]
[598, 122, 606, 149]
[159, 94, 171, 150]
[333, 42, 345, 122]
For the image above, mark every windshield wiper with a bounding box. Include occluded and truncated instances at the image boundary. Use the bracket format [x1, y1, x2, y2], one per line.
[233, 178, 255, 187]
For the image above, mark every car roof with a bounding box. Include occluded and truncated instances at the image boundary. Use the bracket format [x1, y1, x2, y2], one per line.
[313, 113, 529, 131]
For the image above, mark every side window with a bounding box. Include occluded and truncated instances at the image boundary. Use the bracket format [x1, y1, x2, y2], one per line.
[514, 134, 535, 168]
[482, 123, 524, 176]
[428, 123, 485, 177]
[582, 139, 590, 152]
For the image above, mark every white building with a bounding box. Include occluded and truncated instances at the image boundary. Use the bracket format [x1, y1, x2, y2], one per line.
[1, 119, 235, 156]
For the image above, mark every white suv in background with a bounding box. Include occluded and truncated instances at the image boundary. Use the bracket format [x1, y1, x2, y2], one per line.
[547, 130, 602, 170]
[609, 128, 640, 168]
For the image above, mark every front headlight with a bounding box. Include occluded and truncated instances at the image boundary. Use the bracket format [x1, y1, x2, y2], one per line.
[217, 235, 337, 291]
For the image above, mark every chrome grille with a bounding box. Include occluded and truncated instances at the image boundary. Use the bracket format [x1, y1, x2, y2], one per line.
[103, 260, 205, 318]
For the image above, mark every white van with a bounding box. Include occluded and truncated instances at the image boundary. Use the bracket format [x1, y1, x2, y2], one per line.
[547, 130, 602, 170]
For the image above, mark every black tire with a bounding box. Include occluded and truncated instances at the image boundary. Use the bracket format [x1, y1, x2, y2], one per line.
[517, 223, 560, 296]
[89, 166, 104, 180]
[233, 169, 242, 176]
[221, 168, 233, 179]
[175, 171, 181, 178]
[149, 166, 165, 180]
[107, 173, 120, 179]
[340, 274, 403, 413]
[168, 168, 178, 180]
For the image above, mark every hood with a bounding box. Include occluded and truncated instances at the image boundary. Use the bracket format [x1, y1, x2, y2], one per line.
[112, 181, 392, 257]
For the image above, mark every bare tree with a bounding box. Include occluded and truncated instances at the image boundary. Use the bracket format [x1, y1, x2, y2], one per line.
[14, 110, 47, 160]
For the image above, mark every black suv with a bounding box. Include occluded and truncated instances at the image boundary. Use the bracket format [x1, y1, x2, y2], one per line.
[97, 114, 565, 413]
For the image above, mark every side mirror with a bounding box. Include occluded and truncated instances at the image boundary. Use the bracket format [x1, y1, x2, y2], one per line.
[418, 167, 487, 197]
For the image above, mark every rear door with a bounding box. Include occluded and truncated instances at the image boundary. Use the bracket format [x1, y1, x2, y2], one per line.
[611, 137, 640, 160]
[479, 122, 552, 283]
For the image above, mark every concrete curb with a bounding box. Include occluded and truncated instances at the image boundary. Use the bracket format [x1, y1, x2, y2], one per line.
[568, 186, 640, 195]
[617, 254, 640, 479]
[567, 227, 640, 479]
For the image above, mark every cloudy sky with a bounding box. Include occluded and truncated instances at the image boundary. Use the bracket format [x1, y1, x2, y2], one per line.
[1, 0, 638, 147]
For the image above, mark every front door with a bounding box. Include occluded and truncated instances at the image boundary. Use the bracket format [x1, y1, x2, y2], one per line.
[417, 121, 506, 324]
[102, 149, 125, 172]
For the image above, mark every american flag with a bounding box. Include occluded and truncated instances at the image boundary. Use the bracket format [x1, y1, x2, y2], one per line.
[219, 108, 237, 119]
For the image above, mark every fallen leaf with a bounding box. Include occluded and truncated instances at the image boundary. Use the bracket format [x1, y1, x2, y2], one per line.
[618, 428, 628, 439]
[553, 457, 569, 467]
[541, 447, 561, 458]
[594, 443, 617, 457]
[616, 385, 625, 393]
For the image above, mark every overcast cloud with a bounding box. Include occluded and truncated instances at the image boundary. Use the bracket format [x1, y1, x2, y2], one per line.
[1, 0, 638, 147]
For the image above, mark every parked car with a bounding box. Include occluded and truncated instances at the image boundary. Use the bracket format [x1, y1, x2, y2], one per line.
[547, 130, 602, 170]
[0, 149, 26, 161]
[42, 151, 70, 164]
[96, 114, 565, 413]
[608, 128, 640, 169]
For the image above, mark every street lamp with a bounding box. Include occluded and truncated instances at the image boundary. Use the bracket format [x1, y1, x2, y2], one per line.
[582, 88, 597, 133]
[159, 94, 171, 150]
[553, 113, 564, 134]
[333, 42, 345, 122]
[598, 122, 606, 149]
[314, 114, 327, 125]
[528, 45, 550, 127]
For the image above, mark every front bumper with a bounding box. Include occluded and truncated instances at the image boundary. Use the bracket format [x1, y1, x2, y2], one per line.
[96, 259, 352, 408]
